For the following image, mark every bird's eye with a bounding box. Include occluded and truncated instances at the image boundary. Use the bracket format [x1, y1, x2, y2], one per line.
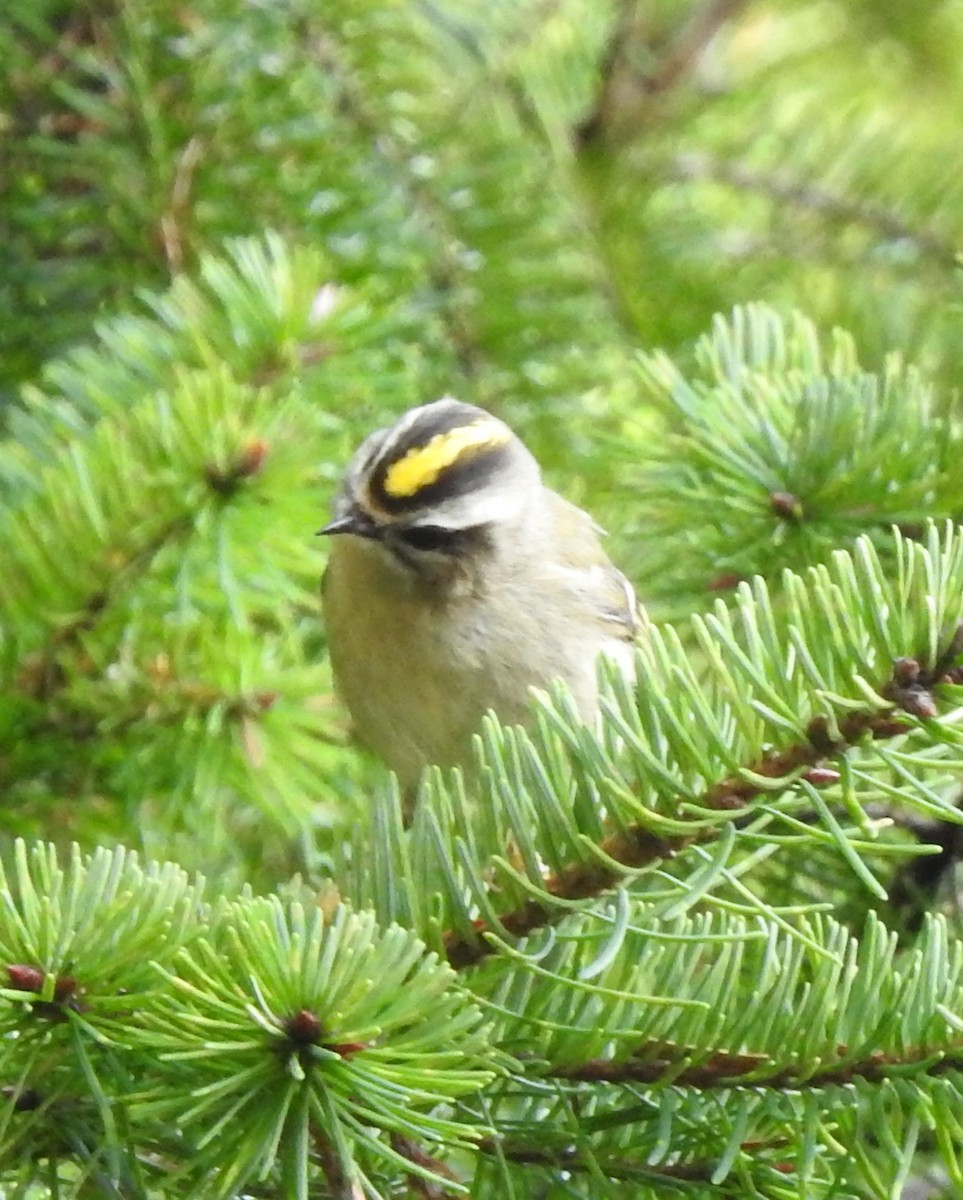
[397, 524, 460, 553]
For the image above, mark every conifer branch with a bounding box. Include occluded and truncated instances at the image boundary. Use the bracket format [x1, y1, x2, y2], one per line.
[444, 667, 928, 969]
[672, 151, 960, 267]
[305, 29, 486, 379]
[634, 304, 963, 609]
[14, 510, 192, 701]
[475, 1133, 774, 1184]
[578, 0, 748, 145]
[13, 436, 269, 702]
[552, 1044, 963, 1090]
[22, 675, 280, 744]
[643, 0, 747, 98]
[10, 6, 963, 1188]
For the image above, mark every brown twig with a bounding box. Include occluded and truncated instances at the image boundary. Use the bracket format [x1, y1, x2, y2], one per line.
[160, 135, 203, 275]
[390, 1134, 460, 1197]
[578, 0, 748, 146]
[311, 1127, 362, 1200]
[444, 677, 930, 969]
[553, 1042, 963, 1090]
[644, 0, 748, 98]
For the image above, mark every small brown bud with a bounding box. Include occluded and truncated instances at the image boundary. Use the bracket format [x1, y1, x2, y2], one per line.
[707, 572, 742, 592]
[204, 440, 268, 495]
[284, 1009, 322, 1046]
[712, 793, 746, 810]
[892, 657, 921, 686]
[53, 975, 79, 1003]
[802, 767, 841, 787]
[899, 689, 938, 720]
[235, 439, 268, 478]
[7, 965, 44, 993]
[328, 1041, 366, 1058]
[871, 718, 912, 739]
[770, 491, 803, 520]
[7, 966, 84, 1016]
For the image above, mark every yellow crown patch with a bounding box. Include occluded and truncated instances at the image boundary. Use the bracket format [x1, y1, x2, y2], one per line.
[383, 419, 511, 499]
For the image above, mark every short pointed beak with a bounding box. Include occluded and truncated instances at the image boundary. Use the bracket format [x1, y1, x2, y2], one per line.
[316, 510, 379, 538]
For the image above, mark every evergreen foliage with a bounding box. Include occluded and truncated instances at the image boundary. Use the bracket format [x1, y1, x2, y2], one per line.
[5, 1, 963, 1196]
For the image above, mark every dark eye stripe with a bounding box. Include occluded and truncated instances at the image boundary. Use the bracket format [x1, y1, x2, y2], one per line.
[397, 525, 461, 553]
[387, 523, 494, 568]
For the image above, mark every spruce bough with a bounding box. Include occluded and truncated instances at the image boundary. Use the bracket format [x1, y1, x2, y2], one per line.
[3, 238, 963, 1195]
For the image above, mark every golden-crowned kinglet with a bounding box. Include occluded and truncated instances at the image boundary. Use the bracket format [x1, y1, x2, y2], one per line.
[321, 399, 640, 799]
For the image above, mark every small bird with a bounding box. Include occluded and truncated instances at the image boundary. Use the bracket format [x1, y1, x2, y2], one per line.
[320, 399, 640, 802]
